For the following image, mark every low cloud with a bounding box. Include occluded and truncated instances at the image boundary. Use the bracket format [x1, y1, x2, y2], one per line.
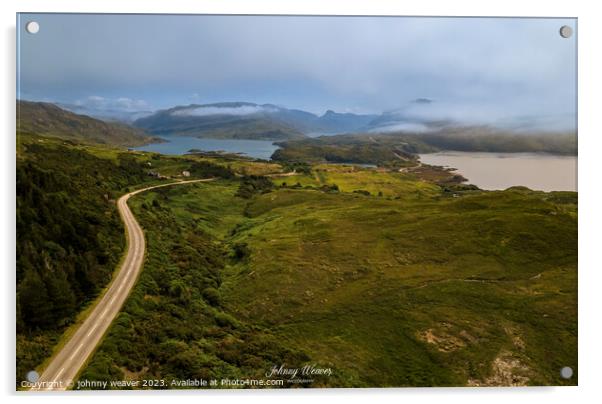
[381, 100, 576, 133]
[74, 96, 150, 112]
[20, 15, 576, 126]
[370, 122, 432, 133]
[171, 105, 277, 117]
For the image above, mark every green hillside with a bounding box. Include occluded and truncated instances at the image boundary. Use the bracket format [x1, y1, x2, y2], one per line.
[16, 130, 577, 388]
[78, 168, 577, 387]
[17, 101, 160, 147]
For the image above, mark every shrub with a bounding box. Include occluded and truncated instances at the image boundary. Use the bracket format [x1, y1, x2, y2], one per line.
[235, 176, 274, 199]
[202, 287, 221, 306]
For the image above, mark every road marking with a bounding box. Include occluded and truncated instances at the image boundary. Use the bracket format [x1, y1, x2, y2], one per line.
[86, 323, 98, 337]
[45, 367, 65, 390]
[69, 343, 84, 361]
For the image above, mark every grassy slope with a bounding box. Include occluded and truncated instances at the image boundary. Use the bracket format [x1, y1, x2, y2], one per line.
[18, 101, 159, 147]
[274, 164, 441, 197]
[78, 181, 317, 389]
[224, 186, 577, 386]
[79, 171, 577, 387]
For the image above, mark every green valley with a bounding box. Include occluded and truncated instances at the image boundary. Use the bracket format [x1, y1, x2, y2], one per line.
[72, 156, 577, 387]
[16, 115, 577, 389]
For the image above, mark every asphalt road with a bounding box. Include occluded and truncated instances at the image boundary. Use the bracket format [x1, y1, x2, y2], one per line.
[30, 179, 213, 391]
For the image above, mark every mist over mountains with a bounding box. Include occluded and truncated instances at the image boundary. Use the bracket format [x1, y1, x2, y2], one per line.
[29, 93, 576, 141]
[17, 99, 577, 155]
[57, 102, 154, 124]
[57, 98, 575, 142]
[20, 15, 576, 143]
[121, 101, 381, 138]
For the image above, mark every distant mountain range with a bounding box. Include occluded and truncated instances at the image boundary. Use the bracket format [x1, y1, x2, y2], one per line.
[16, 100, 577, 158]
[17, 101, 159, 147]
[20, 99, 575, 146]
[132, 102, 382, 140]
[132, 103, 301, 141]
[54, 99, 450, 140]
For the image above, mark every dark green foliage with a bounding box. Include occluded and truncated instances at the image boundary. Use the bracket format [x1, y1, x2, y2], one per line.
[235, 175, 274, 199]
[441, 183, 481, 192]
[117, 154, 146, 177]
[202, 287, 221, 306]
[78, 190, 309, 388]
[320, 183, 339, 193]
[231, 242, 250, 261]
[188, 161, 234, 179]
[18, 268, 54, 328]
[16, 141, 150, 384]
[353, 189, 371, 196]
[280, 161, 312, 175]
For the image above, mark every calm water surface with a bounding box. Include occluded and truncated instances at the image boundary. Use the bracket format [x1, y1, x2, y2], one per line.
[419, 152, 577, 192]
[134, 136, 280, 160]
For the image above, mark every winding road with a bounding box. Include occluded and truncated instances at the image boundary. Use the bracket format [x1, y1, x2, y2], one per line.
[30, 179, 213, 391]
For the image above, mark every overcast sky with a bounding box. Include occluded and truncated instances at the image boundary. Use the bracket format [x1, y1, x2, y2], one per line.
[17, 14, 576, 129]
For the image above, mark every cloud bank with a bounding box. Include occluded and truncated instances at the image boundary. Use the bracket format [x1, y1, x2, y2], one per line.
[171, 105, 277, 117]
[17, 14, 577, 131]
[74, 96, 150, 112]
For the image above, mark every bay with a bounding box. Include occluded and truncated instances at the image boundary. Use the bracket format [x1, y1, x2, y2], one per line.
[419, 151, 577, 192]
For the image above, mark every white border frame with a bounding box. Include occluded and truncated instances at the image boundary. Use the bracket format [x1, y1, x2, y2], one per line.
[3, 1, 600, 403]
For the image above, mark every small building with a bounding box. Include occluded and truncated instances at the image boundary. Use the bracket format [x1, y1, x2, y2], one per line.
[182, 170, 191, 177]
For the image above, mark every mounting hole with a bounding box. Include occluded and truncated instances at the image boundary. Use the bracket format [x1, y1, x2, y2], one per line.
[559, 25, 573, 39]
[560, 366, 573, 379]
[26, 21, 40, 34]
[26, 370, 39, 383]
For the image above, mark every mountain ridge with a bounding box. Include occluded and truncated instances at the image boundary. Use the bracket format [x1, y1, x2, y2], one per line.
[17, 100, 160, 147]
[133, 102, 380, 139]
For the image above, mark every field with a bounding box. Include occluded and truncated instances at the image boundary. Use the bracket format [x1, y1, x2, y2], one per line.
[78, 166, 577, 387]
[272, 164, 441, 197]
[16, 132, 577, 388]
